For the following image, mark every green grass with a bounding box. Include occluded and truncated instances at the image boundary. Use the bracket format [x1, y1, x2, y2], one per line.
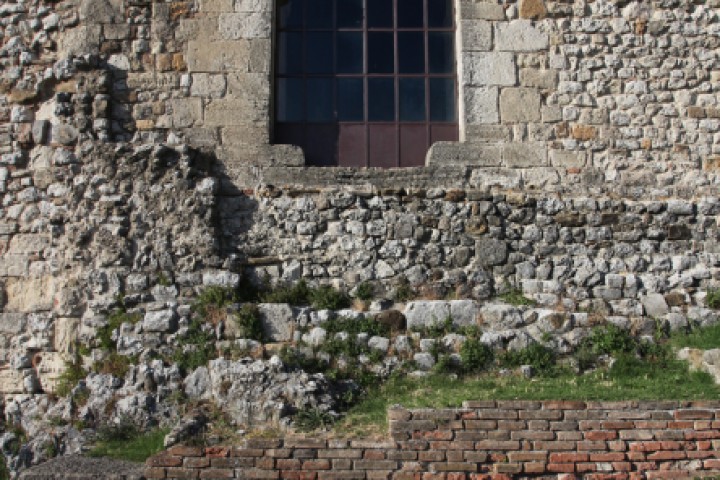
[88, 428, 168, 463]
[670, 323, 720, 350]
[334, 359, 720, 437]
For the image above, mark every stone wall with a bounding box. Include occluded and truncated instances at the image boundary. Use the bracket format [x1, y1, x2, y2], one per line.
[144, 401, 720, 479]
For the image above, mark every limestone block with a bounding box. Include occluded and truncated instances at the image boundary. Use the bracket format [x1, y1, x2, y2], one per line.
[641, 293, 669, 317]
[464, 125, 512, 143]
[426, 142, 502, 167]
[219, 12, 271, 39]
[523, 167, 560, 188]
[190, 74, 228, 98]
[33, 351, 66, 394]
[475, 238, 508, 266]
[495, 20, 549, 51]
[201, 0, 234, 12]
[0, 313, 26, 334]
[404, 301, 451, 329]
[248, 39, 272, 73]
[461, 20, 492, 51]
[469, 168, 522, 189]
[205, 99, 266, 126]
[103, 23, 130, 40]
[226, 73, 270, 103]
[479, 303, 524, 330]
[187, 40, 248, 72]
[176, 17, 221, 43]
[185, 128, 221, 147]
[550, 150, 587, 168]
[500, 88, 541, 122]
[202, 270, 241, 288]
[460, 1, 505, 20]
[143, 310, 178, 333]
[55, 318, 80, 354]
[79, 0, 123, 23]
[221, 125, 269, 146]
[57, 25, 101, 56]
[5, 277, 55, 313]
[519, 69, 557, 89]
[449, 300, 480, 327]
[519, 0, 547, 19]
[258, 303, 294, 342]
[502, 142, 548, 167]
[0, 368, 24, 394]
[0, 255, 29, 277]
[169, 98, 203, 128]
[463, 52, 516, 87]
[465, 86, 499, 124]
[236, 0, 271, 12]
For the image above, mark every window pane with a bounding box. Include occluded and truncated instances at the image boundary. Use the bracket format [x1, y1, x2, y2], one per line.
[277, 78, 304, 121]
[428, 0, 452, 28]
[429, 32, 454, 73]
[277, 32, 303, 74]
[306, 32, 334, 73]
[307, 0, 333, 28]
[429, 77, 455, 121]
[368, 0, 392, 28]
[337, 0, 363, 28]
[399, 78, 425, 121]
[369, 78, 395, 121]
[338, 78, 364, 121]
[307, 78, 334, 122]
[368, 32, 394, 73]
[398, 32, 425, 74]
[337, 32, 363, 74]
[278, 0, 304, 29]
[398, 0, 423, 28]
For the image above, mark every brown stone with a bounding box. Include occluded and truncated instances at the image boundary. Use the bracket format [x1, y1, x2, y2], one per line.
[170, 2, 193, 20]
[135, 119, 155, 130]
[687, 106, 706, 118]
[555, 122, 569, 138]
[173, 53, 187, 71]
[7, 90, 38, 104]
[641, 138, 652, 149]
[519, 0, 547, 20]
[571, 124, 597, 141]
[704, 157, 720, 171]
[375, 310, 406, 333]
[156, 54, 174, 72]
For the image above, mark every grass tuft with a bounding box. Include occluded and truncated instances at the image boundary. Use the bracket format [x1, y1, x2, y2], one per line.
[89, 428, 168, 463]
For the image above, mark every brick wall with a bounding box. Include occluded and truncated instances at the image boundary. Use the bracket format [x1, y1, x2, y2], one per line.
[145, 401, 720, 479]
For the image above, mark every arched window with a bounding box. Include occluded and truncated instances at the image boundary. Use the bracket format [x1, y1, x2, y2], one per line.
[274, 0, 458, 167]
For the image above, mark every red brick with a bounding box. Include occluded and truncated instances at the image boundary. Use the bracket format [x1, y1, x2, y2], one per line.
[611, 462, 632, 471]
[399, 441, 430, 451]
[607, 441, 627, 451]
[510, 431, 554, 441]
[183, 457, 210, 468]
[446, 474, 468, 480]
[585, 431, 617, 441]
[393, 474, 422, 480]
[675, 410, 714, 420]
[646, 472, 695, 479]
[277, 459, 302, 470]
[633, 462, 658, 471]
[147, 455, 183, 468]
[492, 463, 522, 474]
[419, 451, 445, 462]
[705, 459, 720, 469]
[354, 460, 398, 470]
[602, 422, 634, 430]
[532, 441, 576, 451]
[243, 469, 280, 479]
[302, 460, 330, 470]
[430, 462, 478, 472]
[497, 421, 526, 430]
[576, 463, 597, 472]
[234, 448, 265, 457]
[280, 472, 317, 480]
[507, 451, 547, 462]
[647, 451, 687, 460]
[687, 451, 716, 459]
[549, 453, 589, 463]
[366, 471, 392, 480]
[576, 441, 607, 451]
[257, 457, 275, 469]
[634, 421, 667, 429]
[446, 451, 464, 462]
[590, 453, 626, 462]
[245, 438, 283, 449]
[522, 462, 547, 474]
[267, 449, 293, 458]
[629, 441, 662, 452]
[165, 467, 199, 478]
[519, 410, 563, 420]
[332, 459, 352, 470]
[318, 472, 365, 480]
[167, 446, 204, 457]
[145, 467, 166, 479]
[431, 441, 475, 451]
[211, 457, 254, 468]
[544, 401, 587, 410]
[205, 447, 230, 458]
[199, 469, 234, 479]
[285, 439, 326, 449]
[475, 441, 519, 451]
[547, 463, 575, 473]
[364, 450, 386, 460]
[685, 430, 720, 440]
[667, 421, 693, 429]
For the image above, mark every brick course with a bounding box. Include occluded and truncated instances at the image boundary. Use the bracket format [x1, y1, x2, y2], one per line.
[146, 402, 720, 479]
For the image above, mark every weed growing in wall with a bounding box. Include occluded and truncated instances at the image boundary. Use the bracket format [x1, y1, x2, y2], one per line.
[499, 343, 556, 374]
[55, 351, 88, 397]
[233, 304, 264, 341]
[294, 407, 335, 432]
[707, 288, 720, 309]
[459, 338, 494, 374]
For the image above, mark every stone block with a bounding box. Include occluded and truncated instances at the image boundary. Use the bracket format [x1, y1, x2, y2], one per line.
[641, 294, 669, 317]
[187, 40, 248, 72]
[469, 168, 522, 189]
[550, 150, 587, 168]
[79, 0, 123, 23]
[201, 0, 234, 12]
[59, 25, 102, 56]
[176, 17, 220, 43]
[495, 20, 549, 51]
[103, 23, 131, 40]
[0, 369, 24, 394]
[502, 142, 548, 167]
[219, 12, 271, 39]
[426, 142, 502, 167]
[449, 300, 480, 327]
[475, 238, 508, 267]
[5, 277, 55, 313]
[258, 303, 294, 342]
[465, 125, 512, 143]
[190, 73, 227, 98]
[205, 99, 266, 126]
[169, 98, 203, 128]
[463, 52, 516, 87]
[520, 69, 558, 89]
[523, 168, 560, 188]
[519, 0, 547, 19]
[0, 313, 26, 334]
[460, 1, 505, 20]
[221, 125, 269, 146]
[33, 351, 67, 394]
[465, 86, 499, 124]
[248, 38, 272, 72]
[185, 128, 221, 147]
[202, 271, 241, 288]
[461, 20, 492, 51]
[404, 301, 452, 329]
[143, 310, 178, 333]
[500, 88, 541, 123]
[55, 318, 80, 354]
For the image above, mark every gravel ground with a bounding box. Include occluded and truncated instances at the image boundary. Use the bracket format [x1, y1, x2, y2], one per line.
[18, 455, 145, 479]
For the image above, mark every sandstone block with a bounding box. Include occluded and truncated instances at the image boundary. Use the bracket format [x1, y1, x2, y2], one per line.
[426, 142, 502, 167]
[495, 20, 549, 51]
[58, 25, 102, 55]
[465, 86, 499, 124]
[500, 88, 541, 122]
[190, 73, 227, 98]
[469, 168, 522, 189]
[205, 99, 266, 126]
[550, 150, 587, 168]
[460, 1, 505, 20]
[79, 0, 123, 23]
[55, 318, 81, 354]
[187, 40, 248, 72]
[0, 369, 24, 394]
[169, 98, 203, 128]
[201, 0, 234, 12]
[219, 12, 271, 39]
[519, 0, 547, 19]
[461, 20, 492, 51]
[523, 167, 560, 188]
[463, 52, 516, 87]
[520, 69, 558, 89]
[0, 313, 26, 334]
[502, 142, 547, 167]
[5, 277, 55, 313]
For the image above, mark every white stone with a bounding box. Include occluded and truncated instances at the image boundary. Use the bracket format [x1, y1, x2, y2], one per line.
[494, 20, 549, 51]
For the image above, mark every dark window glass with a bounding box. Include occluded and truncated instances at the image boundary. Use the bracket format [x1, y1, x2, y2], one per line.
[399, 78, 425, 121]
[367, 0, 392, 28]
[368, 78, 395, 121]
[368, 32, 394, 73]
[429, 77, 455, 121]
[278, 0, 304, 28]
[277, 78, 304, 121]
[278, 32, 303, 74]
[337, 0, 363, 28]
[428, 0, 452, 27]
[428, 32, 453, 73]
[306, 32, 334, 73]
[398, 32, 425, 74]
[307, 78, 335, 122]
[338, 78, 364, 121]
[337, 32, 363, 73]
[398, 0, 423, 28]
[307, 0, 333, 28]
